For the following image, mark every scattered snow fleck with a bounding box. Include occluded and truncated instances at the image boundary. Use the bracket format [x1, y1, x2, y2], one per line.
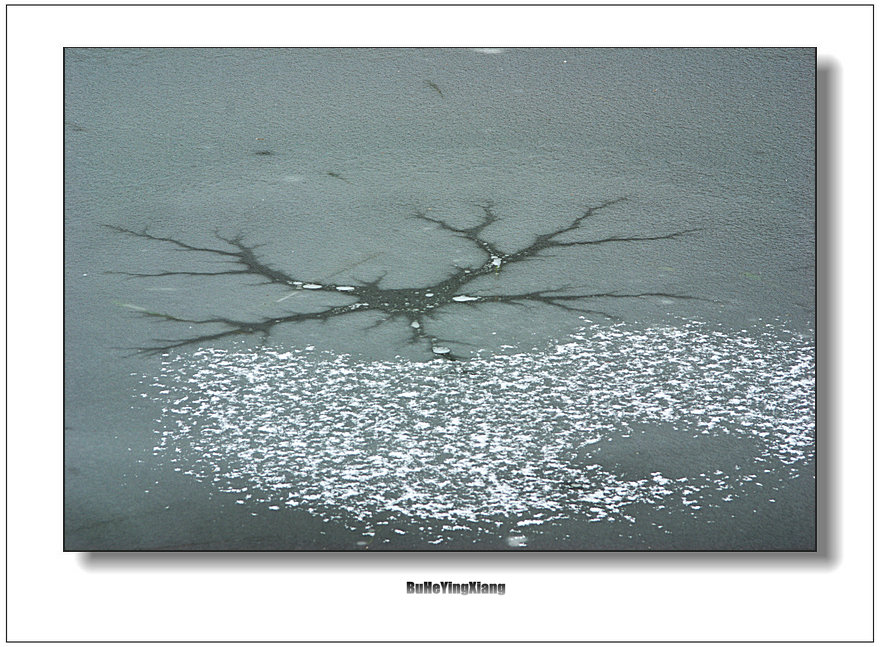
[149, 320, 814, 544]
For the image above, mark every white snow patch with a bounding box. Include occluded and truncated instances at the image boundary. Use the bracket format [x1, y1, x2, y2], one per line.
[149, 320, 815, 544]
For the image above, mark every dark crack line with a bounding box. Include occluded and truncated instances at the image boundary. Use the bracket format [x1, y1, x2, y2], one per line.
[108, 198, 701, 358]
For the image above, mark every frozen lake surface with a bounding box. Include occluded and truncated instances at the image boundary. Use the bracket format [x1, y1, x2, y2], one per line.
[65, 48, 815, 550]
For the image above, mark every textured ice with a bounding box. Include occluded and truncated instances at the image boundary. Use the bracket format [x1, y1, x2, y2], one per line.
[148, 320, 814, 543]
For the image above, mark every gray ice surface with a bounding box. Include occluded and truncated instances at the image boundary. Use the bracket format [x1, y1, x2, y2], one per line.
[65, 48, 815, 550]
